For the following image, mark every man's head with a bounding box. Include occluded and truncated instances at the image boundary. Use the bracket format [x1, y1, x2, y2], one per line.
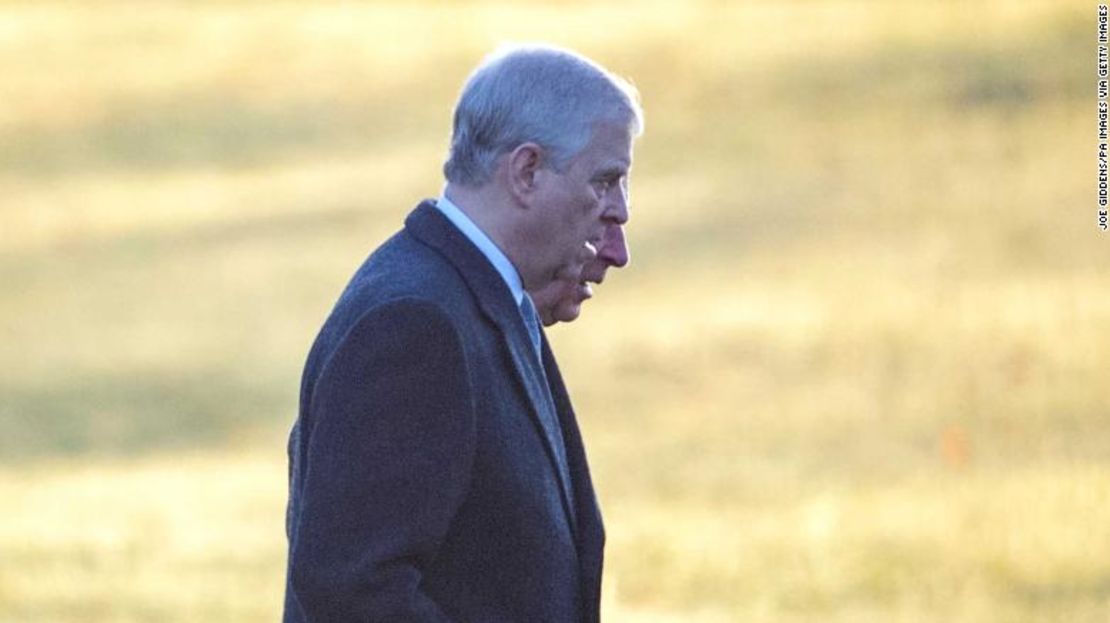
[443, 44, 643, 293]
[531, 222, 629, 326]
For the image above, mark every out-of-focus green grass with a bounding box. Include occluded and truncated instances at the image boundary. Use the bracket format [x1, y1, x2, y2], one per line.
[0, 1, 1104, 621]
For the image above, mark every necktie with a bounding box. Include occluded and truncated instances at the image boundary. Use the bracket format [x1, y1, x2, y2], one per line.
[518, 293, 544, 362]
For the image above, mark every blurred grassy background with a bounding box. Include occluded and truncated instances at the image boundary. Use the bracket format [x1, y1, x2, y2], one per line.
[0, 0, 1103, 621]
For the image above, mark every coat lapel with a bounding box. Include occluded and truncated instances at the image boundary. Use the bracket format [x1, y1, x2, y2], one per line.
[404, 201, 579, 536]
[542, 337, 605, 621]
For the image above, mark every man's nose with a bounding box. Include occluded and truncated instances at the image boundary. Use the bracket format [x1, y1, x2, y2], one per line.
[605, 183, 630, 226]
[597, 224, 629, 268]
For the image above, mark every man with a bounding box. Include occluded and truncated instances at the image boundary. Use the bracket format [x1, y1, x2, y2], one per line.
[283, 44, 643, 622]
[531, 222, 629, 326]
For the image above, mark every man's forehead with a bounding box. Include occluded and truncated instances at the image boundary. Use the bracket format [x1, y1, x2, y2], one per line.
[576, 122, 633, 172]
[594, 140, 633, 171]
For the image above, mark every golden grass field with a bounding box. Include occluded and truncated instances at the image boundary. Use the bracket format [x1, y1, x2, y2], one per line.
[0, 0, 1103, 621]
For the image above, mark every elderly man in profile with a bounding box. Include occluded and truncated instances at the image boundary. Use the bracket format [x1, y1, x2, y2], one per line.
[283, 44, 642, 622]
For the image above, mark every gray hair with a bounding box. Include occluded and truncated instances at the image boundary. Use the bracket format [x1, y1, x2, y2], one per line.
[443, 43, 644, 186]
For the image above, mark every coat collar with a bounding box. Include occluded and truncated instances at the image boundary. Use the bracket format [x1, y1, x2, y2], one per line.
[405, 200, 520, 332]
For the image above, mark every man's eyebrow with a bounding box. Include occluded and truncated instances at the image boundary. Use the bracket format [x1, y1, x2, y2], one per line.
[594, 164, 629, 178]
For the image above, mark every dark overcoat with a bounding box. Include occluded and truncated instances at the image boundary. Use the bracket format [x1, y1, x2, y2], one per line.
[283, 201, 605, 622]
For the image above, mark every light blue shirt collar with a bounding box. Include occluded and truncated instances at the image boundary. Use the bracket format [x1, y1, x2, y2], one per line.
[435, 193, 525, 306]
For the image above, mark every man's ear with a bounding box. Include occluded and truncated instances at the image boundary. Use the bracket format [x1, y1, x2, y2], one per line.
[506, 143, 545, 201]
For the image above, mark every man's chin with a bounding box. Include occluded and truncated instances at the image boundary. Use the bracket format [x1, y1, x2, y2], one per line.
[554, 284, 594, 322]
[551, 303, 583, 324]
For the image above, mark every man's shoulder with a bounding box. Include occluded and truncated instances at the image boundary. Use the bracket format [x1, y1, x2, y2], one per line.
[301, 230, 476, 386]
[315, 227, 478, 345]
[344, 227, 470, 311]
